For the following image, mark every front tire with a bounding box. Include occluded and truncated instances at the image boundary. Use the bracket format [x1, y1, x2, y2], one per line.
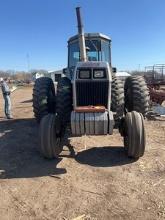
[124, 111, 146, 158]
[39, 114, 63, 159]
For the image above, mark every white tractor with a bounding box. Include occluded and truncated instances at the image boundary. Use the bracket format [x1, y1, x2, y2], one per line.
[33, 7, 149, 159]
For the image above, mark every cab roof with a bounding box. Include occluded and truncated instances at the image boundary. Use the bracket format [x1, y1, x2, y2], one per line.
[68, 33, 111, 43]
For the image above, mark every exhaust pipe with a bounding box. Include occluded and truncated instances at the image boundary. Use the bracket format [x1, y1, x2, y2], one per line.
[76, 7, 87, 62]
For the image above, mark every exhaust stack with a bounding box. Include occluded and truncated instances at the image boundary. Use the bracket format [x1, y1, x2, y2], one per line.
[76, 7, 87, 62]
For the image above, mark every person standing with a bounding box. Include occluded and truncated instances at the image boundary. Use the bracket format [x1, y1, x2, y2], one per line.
[0, 77, 13, 119]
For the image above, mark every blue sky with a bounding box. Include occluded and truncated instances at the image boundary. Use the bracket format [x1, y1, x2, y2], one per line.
[0, 0, 164, 71]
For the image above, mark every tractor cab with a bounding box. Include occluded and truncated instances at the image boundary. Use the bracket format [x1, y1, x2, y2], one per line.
[67, 33, 111, 78]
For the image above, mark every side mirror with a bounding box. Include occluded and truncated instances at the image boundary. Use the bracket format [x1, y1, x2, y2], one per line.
[63, 68, 67, 74]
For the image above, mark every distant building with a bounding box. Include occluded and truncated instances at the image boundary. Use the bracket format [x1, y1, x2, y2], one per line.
[35, 72, 45, 79]
[32, 71, 47, 81]
[33, 70, 63, 83]
[116, 71, 131, 80]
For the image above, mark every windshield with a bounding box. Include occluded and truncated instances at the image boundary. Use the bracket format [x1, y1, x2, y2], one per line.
[86, 40, 100, 61]
[68, 39, 111, 68]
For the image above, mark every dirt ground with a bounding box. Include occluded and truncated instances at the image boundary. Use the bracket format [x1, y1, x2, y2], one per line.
[0, 87, 165, 220]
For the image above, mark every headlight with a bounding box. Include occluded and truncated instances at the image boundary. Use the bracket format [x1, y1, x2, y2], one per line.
[93, 69, 105, 78]
[79, 69, 91, 79]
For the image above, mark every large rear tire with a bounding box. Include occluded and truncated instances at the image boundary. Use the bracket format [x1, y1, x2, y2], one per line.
[39, 114, 63, 159]
[124, 76, 149, 116]
[111, 76, 124, 125]
[124, 111, 146, 158]
[33, 77, 56, 123]
[56, 77, 72, 129]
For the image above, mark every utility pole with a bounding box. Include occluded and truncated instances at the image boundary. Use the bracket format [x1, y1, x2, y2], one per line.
[138, 64, 141, 71]
[26, 53, 30, 72]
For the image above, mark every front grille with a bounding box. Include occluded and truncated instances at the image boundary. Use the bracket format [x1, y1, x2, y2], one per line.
[76, 80, 109, 107]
